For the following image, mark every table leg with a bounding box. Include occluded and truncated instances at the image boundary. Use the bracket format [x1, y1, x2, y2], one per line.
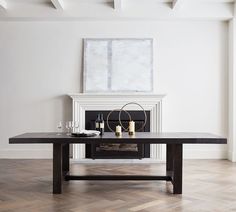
[173, 144, 183, 194]
[166, 144, 174, 173]
[53, 143, 62, 194]
[62, 144, 70, 177]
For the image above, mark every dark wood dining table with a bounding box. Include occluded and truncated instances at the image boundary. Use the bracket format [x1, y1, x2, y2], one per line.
[9, 132, 227, 194]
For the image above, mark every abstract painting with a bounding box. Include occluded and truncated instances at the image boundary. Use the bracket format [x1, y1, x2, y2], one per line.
[83, 38, 153, 92]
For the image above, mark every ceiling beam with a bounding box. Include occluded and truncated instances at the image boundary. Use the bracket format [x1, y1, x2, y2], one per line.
[172, 0, 182, 10]
[114, 0, 122, 11]
[51, 0, 64, 10]
[0, 0, 7, 10]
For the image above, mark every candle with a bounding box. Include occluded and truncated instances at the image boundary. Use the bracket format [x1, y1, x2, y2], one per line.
[115, 125, 122, 136]
[116, 125, 121, 133]
[129, 121, 135, 135]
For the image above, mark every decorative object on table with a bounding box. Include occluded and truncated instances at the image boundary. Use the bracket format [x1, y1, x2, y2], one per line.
[64, 121, 80, 135]
[105, 102, 147, 135]
[99, 114, 105, 135]
[95, 113, 104, 135]
[128, 121, 135, 135]
[73, 121, 80, 133]
[71, 130, 100, 137]
[95, 114, 100, 131]
[69, 121, 73, 134]
[83, 38, 153, 92]
[115, 125, 122, 137]
[106, 109, 131, 132]
[65, 121, 71, 135]
[119, 102, 147, 132]
[56, 121, 63, 135]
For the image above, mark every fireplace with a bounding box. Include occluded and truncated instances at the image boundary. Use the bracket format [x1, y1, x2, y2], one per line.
[69, 93, 165, 161]
[85, 110, 150, 159]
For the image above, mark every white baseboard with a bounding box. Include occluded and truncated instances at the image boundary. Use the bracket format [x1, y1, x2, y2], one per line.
[183, 149, 228, 159]
[0, 149, 52, 159]
[228, 150, 236, 162]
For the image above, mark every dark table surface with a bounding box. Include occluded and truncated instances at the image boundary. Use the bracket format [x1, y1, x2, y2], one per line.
[9, 132, 227, 144]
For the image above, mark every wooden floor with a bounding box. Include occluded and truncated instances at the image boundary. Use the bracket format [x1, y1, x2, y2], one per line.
[0, 160, 236, 212]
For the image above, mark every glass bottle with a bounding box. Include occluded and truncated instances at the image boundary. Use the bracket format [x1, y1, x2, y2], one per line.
[95, 114, 100, 131]
[99, 114, 105, 135]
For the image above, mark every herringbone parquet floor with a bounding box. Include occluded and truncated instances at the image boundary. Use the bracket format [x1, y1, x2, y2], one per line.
[0, 160, 236, 212]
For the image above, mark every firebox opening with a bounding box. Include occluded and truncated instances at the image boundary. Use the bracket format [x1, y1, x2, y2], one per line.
[85, 110, 150, 159]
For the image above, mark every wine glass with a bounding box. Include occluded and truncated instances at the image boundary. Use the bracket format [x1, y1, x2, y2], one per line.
[74, 121, 79, 133]
[67, 121, 72, 134]
[57, 121, 63, 135]
[66, 121, 71, 135]
[70, 121, 74, 133]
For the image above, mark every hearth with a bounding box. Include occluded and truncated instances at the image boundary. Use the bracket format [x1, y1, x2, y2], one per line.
[85, 110, 150, 159]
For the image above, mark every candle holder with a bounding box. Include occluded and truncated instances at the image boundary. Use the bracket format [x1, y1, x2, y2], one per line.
[115, 132, 122, 137]
[106, 109, 131, 132]
[128, 131, 135, 136]
[119, 102, 147, 132]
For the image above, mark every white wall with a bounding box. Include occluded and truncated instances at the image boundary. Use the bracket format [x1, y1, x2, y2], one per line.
[0, 20, 228, 159]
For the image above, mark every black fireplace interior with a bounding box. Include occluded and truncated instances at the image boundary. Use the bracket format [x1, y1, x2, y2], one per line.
[85, 110, 150, 159]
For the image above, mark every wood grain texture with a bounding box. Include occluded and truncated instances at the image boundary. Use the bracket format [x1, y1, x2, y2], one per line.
[0, 159, 236, 211]
[9, 132, 227, 144]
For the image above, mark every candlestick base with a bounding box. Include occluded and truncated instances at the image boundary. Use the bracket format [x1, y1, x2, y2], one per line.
[128, 131, 135, 136]
[115, 132, 122, 137]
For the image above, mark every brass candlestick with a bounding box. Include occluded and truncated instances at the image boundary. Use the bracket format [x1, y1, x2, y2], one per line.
[128, 131, 134, 136]
[115, 132, 122, 137]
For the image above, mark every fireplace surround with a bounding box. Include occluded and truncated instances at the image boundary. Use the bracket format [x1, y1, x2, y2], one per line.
[69, 93, 165, 161]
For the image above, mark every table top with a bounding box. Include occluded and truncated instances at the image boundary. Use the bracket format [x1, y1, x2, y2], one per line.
[9, 132, 227, 144]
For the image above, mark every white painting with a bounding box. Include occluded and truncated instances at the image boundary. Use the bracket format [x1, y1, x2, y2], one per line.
[83, 39, 153, 92]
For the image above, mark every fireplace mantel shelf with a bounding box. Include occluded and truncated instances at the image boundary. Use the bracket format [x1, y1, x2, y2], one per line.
[69, 93, 166, 100]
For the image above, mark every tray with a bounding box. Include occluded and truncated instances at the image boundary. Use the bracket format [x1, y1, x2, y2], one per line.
[70, 133, 98, 137]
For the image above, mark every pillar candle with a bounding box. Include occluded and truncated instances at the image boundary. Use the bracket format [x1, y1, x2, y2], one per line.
[115, 125, 122, 136]
[116, 125, 122, 133]
[129, 121, 135, 133]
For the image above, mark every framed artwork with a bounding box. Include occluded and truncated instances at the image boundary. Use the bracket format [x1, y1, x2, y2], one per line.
[83, 38, 153, 92]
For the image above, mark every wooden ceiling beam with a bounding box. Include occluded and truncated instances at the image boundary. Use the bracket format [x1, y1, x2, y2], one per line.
[0, 0, 7, 10]
[51, 0, 64, 10]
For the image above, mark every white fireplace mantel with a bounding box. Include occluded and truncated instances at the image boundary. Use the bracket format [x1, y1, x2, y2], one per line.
[69, 93, 166, 161]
